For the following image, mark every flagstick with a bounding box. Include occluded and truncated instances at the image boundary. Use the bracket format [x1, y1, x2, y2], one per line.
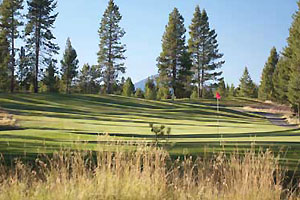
[217, 98, 221, 146]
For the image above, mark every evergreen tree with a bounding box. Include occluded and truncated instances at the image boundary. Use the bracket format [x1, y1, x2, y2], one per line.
[157, 86, 171, 100]
[144, 78, 156, 100]
[17, 46, 30, 91]
[61, 38, 79, 94]
[258, 47, 278, 100]
[188, 6, 224, 98]
[122, 77, 135, 97]
[0, 28, 10, 91]
[273, 57, 291, 103]
[228, 84, 236, 97]
[238, 67, 256, 98]
[43, 59, 58, 92]
[135, 88, 144, 99]
[98, 0, 126, 94]
[0, 0, 23, 92]
[217, 78, 227, 98]
[285, 2, 300, 112]
[25, 0, 59, 93]
[157, 8, 191, 98]
[78, 64, 100, 94]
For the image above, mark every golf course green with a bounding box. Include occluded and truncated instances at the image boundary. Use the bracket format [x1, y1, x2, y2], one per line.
[0, 93, 299, 167]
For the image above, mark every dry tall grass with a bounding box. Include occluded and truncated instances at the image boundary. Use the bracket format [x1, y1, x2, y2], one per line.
[0, 146, 299, 200]
[0, 110, 16, 127]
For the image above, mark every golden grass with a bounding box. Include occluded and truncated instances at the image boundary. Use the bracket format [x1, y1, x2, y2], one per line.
[0, 146, 299, 200]
[0, 110, 16, 127]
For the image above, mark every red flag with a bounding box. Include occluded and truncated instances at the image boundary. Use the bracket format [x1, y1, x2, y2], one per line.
[216, 92, 221, 100]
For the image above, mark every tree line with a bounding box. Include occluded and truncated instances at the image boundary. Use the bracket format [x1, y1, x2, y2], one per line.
[0, 0, 226, 97]
[255, 2, 300, 113]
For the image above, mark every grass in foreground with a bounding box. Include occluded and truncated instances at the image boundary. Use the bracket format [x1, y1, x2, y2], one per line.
[0, 146, 299, 200]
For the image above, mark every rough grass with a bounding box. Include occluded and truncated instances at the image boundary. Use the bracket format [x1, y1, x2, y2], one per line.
[0, 146, 298, 200]
[0, 110, 16, 127]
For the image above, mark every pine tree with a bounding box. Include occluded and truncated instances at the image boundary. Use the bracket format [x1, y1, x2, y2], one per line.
[157, 8, 191, 98]
[25, 0, 59, 93]
[98, 0, 126, 94]
[61, 38, 79, 94]
[78, 64, 100, 94]
[43, 59, 58, 92]
[188, 6, 224, 98]
[239, 67, 256, 98]
[157, 86, 171, 100]
[122, 77, 135, 97]
[135, 88, 144, 99]
[217, 78, 227, 98]
[228, 84, 236, 97]
[0, 28, 10, 91]
[17, 46, 29, 91]
[0, 0, 23, 92]
[144, 78, 156, 100]
[285, 2, 300, 112]
[273, 57, 291, 103]
[258, 47, 278, 100]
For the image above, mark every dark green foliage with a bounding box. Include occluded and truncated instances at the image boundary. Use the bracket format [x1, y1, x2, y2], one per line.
[228, 84, 236, 97]
[188, 6, 224, 98]
[285, 2, 300, 111]
[17, 46, 31, 91]
[0, 29, 10, 92]
[149, 123, 171, 144]
[157, 8, 192, 99]
[135, 88, 144, 99]
[98, 0, 126, 94]
[273, 57, 291, 103]
[25, 0, 59, 93]
[258, 47, 278, 101]
[122, 77, 135, 97]
[0, 0, 23, 93]
[78, 64, 100, 94]
[157, 86, 171, 100]
[61, 38, 79, 94]
[238, 67, 257, 98]
[190, 89, 198, 99]
[217, 79, 227, 98]
[144, 78, 156, 100]
[43, 59, 58, 93]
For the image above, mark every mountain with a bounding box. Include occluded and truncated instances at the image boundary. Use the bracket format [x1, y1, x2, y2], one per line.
[134, 75, 158, 91]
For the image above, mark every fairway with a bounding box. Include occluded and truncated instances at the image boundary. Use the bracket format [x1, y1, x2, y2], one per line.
[0, 93, 299, 162]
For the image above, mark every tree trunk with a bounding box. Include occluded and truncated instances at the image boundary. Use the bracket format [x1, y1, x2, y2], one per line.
[34, 13, 41, 93]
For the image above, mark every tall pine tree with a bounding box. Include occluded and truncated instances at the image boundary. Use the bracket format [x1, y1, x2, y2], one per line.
[272, 57, 291, 103]
[0, 0, 23, 92]
[157, 8, 191, 98]
[238, 67, 256, 98]
[188, 6, 224, 98]
[61, 38, 79, 94]
[258, 47, 278, 101]
[25, 0, 59, 93]
[122, 77, 135, 97]
[285, 1, 300, 112]
[0, 26, 10, 91]
[43, 59, 58, 93]
[98, 0, 126, 94]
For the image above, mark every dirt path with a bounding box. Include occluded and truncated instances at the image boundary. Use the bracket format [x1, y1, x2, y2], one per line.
[254, 112, 298, 128]
[232, 107, 299, 129]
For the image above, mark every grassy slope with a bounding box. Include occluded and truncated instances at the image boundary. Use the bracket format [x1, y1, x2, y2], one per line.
[0, 93, 299, 164]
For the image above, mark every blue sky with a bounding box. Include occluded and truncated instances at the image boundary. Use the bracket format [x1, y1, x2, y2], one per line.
[53, 0, 298, 86]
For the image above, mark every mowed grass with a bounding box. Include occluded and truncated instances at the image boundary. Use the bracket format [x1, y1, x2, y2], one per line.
[0, 93, 300, 166]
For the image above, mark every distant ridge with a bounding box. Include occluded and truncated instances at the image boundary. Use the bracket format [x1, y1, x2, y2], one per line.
[134, 75, 158, 91]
